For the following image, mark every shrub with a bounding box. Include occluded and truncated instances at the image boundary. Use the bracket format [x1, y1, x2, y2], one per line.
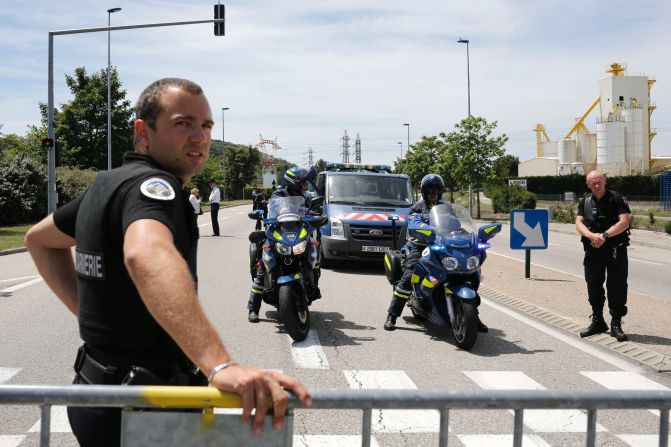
[552, 203, 578, 224]
[665, 221, 671, 235]
[0, 154, 47, 226]
[56, 167, 98, 205]
[648, 211, 655, 226]
[490, 185, 536, 214]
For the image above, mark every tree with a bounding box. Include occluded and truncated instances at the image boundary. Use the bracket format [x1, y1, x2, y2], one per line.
[313, 159, 328, 174]
[222, 144, 262, 199]
[46, 66, 134, 170]
[440, 117, 508, 218]
[493, 154, 520, 179]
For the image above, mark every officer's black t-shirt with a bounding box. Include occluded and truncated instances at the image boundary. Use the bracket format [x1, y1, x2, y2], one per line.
[577, 189, 630, 248]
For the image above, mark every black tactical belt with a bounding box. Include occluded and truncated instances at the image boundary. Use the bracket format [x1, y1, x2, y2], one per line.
[74, 345, 123, 385]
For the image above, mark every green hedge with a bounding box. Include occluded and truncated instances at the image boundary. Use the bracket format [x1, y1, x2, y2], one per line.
[490, 185, 537, 213]
[514, 174, 659, 197]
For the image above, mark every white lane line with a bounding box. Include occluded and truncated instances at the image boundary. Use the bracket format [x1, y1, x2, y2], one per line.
[0, 277, 43, 295]
[464, 371, 607, 433]
[629, 257, 664, 266]
[458, 434, 552, 447]
[581, 371, 668, 416]
[617, 435, 671, 447]
[0, 368, 20, 384]
[29, 405, 71, 433]
[236, 212, 246, 215]
[482, 297, 644, 373]
[343, 370, 442, 433]
[293, 435, 381, 447]
[0, 436, 25, 447]
[290, 330, 330, 369]
[487, 251, 660, 299]
[0, 276, 39, 284]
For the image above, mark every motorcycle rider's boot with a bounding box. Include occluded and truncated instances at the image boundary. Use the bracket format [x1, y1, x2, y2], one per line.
[610, 317, 628, 342]
[248, 311, 260, 323]
[477, 316, 489, 333]
[579, 314, 608, 338]
[308, 285, 322, 303]
[384, 314, 397, 331]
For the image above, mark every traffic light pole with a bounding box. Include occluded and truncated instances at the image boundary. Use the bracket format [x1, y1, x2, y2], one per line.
[47, 17, 224, 213]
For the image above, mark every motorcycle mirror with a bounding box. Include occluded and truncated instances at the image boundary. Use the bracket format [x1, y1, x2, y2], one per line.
[309, 196, 324, 209]
[247, 212, 258, 220]
[314, 216, 329, 228]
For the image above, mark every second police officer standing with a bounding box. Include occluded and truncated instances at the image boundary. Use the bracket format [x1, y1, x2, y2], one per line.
[247, 166, 321, 322]
[384, 174, 489, 332]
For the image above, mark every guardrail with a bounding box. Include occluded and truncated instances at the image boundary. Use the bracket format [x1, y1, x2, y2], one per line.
[1, 385, 671, 447]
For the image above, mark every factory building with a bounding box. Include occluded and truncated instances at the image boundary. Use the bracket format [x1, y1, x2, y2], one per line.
[519, 63, 667, 177]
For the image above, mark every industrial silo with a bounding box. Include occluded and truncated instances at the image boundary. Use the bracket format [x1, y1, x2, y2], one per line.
[578, 132, 597, 170]
[596, 119, 625, 164]
[622, 107, 644, 163]
[541, 141, 558, 158]
[559, 139, 578, 164]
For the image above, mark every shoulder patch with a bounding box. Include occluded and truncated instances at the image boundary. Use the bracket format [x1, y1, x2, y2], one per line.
[140, 178, 175, 201]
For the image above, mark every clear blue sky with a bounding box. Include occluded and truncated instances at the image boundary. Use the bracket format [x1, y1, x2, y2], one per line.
[1, 0, 670, 167]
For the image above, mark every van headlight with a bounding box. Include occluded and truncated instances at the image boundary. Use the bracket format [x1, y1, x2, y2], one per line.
[292, 240, 308, 255]
[466, 256, 480, 270]
[275, 243, 292, 256]
[441, 257, 458, 270]
[331, 216, 345, 237]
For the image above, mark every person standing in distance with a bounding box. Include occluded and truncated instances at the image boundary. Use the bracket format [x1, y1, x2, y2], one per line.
[575, 170, 631, 342]
[208, 179, 221, 236]
[24, 78, 311, 447]
[189, 187, 202, 216]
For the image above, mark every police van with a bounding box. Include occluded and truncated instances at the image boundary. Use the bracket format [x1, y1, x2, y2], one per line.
[315, 163, 413, 266]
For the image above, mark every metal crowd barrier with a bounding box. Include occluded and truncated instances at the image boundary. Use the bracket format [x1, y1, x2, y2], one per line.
[1, 385, 671, 447]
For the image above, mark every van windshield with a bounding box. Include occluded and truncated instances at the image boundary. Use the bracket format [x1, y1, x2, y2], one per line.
[327, 174, 412, 207]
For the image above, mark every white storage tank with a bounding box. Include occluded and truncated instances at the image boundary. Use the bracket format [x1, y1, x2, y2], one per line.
[596, 120, 625, 164]
[622, 107, 643, 162]
[541, 141, 558, 158]
[559, 139, 577, 164]
[578, 132, 596, 165]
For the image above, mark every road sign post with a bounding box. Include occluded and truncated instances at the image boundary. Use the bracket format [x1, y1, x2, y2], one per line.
[510, 209, 549, 279]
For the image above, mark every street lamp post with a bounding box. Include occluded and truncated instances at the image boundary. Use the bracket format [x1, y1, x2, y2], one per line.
[458, 38, 473, 217]
[402, 123, 409, 157]
[107, 7, 122, 171]
[221, 107, 229, 155]
[397, 141, 403, 168]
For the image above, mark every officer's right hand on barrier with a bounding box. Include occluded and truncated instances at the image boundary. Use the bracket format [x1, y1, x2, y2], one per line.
[210, 363, 312, 435]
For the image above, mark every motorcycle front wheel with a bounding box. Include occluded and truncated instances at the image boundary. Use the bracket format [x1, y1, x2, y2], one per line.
[451, 298, 478, 350]
[278, 284, 310, 341]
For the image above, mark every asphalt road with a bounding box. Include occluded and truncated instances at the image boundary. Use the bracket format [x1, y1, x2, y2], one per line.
[1, 205, 670, 447]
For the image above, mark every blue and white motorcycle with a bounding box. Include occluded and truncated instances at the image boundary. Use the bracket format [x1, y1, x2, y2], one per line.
[384, 203, 501, 350]
[248, 195, 327, 341]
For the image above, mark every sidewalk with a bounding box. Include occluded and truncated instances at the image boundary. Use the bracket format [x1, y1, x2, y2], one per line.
[481, 223, 671, 372]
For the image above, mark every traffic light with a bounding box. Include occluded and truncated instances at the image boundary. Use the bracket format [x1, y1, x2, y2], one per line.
[214, 4, 225, 36]
[41, 138, 54, 150]
[55, 141, 64, 166]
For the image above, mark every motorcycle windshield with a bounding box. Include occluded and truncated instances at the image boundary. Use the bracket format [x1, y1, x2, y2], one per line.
[429, 203, 476, 241]
[267, 195, 307, 223]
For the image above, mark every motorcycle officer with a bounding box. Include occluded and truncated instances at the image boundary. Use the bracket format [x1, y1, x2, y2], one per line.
[247, 166, 321, 322]
[383, 174, 489, 332]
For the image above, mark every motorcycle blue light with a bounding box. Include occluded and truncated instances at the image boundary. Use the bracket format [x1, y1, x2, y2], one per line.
[477, 242, 491, 250]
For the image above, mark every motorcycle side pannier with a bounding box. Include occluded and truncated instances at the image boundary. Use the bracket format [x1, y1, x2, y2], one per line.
[384, 249, 403, 285]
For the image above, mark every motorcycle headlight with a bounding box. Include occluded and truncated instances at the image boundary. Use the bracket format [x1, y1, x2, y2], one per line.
[466, 256, 480, 270]
[275, 243, 292, 256]
[292, 240, 308, 255]
[330, 216, 344, 237]
[441, 256, 459, 270]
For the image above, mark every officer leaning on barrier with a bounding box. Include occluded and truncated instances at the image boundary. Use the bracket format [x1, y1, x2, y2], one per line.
[575, 169, 632, 342]
[384, 174, 489, 332]
[247, 166, 321, 323]
[25, 78, 311, 447]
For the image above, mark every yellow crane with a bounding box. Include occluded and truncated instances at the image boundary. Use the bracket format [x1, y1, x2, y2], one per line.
[533, 124, 551, 157]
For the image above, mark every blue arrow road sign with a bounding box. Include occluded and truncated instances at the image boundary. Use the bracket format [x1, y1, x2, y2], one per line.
[510, 209, 549, 250]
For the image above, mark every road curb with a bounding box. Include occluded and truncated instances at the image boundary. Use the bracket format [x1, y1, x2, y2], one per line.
[0, 247, 27, 256]
[480, 284, 671, 373]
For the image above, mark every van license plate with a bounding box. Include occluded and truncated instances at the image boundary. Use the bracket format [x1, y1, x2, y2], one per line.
[361, 246, 386, 252]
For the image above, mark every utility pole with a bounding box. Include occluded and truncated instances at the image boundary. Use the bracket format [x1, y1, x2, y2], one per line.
[341, 130, 350, 163]
[354, 133, 361, 163]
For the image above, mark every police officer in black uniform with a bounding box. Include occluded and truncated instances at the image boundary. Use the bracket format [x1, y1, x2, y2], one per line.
[247, 166, 319, 322]
[383, 174, 489, 332]
[25, 78, 310, 446]
[576, 170, 632, 342]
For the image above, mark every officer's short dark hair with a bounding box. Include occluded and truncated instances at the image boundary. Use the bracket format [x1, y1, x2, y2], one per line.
[134, 78, 204, 147]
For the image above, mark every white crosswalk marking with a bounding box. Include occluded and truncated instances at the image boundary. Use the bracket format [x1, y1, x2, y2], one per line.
[343, 370, 442, 433]
[581, 371, 669, 416]
[293, 435, 381, 446]
[0, 368, 20, 384]
[290, 330, 330, 369]
[458, 434, 552, 447]
[29, 405, 71, 433]
[616, 435, 671, 447]
[0, 436, 25, 447]
[464, 371, 607, 433]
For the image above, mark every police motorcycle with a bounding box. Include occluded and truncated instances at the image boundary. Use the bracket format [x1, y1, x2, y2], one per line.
[384, 203, 501, 350]
[247, 195, 327, 341]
